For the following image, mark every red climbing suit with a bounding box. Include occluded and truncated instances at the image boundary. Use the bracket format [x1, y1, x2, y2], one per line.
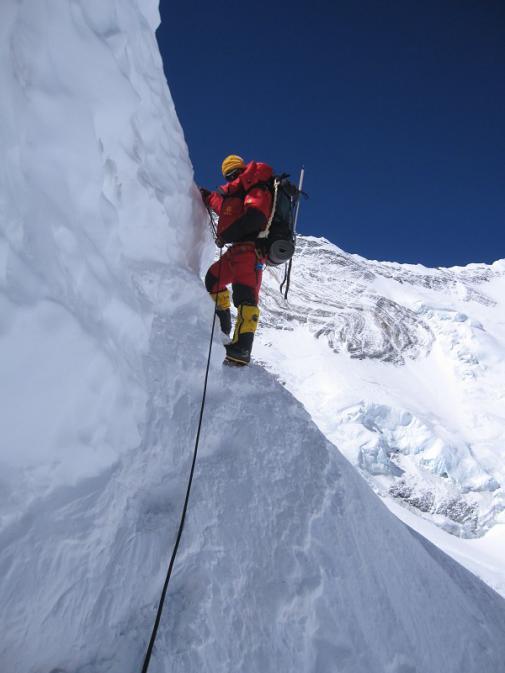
[207, 243, 263, 304]
[207, 161, 273, 241]
[204, 161, 273, 306]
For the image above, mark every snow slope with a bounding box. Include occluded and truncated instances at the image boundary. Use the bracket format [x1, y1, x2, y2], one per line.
[1, 2, 505, 672]
[257, 236, 505, 591]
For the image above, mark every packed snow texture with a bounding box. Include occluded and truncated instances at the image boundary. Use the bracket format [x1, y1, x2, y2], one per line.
[2, 2, 505, 672]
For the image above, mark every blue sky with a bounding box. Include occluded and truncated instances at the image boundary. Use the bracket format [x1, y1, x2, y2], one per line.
[157, 1, 505, 266]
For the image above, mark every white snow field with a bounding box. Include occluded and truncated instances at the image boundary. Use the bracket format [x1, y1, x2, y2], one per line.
[1, 2, 505, 673]
[257, 237, 505, 594]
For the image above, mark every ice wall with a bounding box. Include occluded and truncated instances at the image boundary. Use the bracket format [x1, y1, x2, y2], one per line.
[0, 0, 205, 497]
[0, 1, 212, 667]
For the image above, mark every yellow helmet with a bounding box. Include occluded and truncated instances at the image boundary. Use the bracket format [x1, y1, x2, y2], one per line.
[221, 154, 245, 177]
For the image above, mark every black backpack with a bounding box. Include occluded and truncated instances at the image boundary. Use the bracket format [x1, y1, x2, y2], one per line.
[258, 174, 304, 266]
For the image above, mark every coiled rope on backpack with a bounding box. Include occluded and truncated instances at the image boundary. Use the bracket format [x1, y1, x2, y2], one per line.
[257, 177, 279, 240]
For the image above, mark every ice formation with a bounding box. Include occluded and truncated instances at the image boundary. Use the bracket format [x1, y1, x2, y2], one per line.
[258, 237, 505, 592]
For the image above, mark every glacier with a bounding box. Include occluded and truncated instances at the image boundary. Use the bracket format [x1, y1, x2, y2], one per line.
[258, 237, 505, 592]
[1, 2, 505, 672]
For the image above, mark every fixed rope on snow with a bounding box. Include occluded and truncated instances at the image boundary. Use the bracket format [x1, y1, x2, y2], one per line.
[141, 166, 306, 667]
[140, 217, 223, 673]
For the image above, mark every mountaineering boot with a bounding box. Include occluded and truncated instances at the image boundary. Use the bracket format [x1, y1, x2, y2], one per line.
[225, 332, 254, 366]
[211, 289, 232, 336]
[225, 304, 260, 366]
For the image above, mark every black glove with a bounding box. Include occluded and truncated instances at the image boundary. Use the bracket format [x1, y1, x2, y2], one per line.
[199, 187, 211, 204]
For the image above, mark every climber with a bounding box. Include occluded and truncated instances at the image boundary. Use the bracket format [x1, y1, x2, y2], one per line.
[200, 155, 273, 366]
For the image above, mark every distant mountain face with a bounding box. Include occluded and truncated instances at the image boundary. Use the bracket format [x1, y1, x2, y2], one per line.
[257, 236, 505, 539]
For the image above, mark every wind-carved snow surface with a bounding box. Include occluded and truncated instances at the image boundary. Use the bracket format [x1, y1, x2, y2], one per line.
[0, 0, 202, 503]
[2, 3, 505, 672]
[257, 237, 505, 589]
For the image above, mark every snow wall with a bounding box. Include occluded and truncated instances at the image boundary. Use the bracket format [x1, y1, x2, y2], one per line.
[1, 2, 505, 673]
[0, 0, 205, 490]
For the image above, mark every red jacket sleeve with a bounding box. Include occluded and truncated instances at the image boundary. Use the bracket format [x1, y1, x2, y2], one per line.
[206, 191, 223, 215]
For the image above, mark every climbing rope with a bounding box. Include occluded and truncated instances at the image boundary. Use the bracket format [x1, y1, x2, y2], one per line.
[205, 205, 218, 240]
[140, 233, 223, 673]
[280, 258, 293, 300]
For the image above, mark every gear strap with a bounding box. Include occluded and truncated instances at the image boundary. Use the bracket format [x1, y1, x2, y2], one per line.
[257, 177, 279, 240]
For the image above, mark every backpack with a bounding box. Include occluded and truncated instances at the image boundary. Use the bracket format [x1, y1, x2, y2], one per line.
[257, 174, 304, 266]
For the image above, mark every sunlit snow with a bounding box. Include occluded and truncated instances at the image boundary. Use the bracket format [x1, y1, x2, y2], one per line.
[257, 237, 505, 593]
[1, 2, 505, 672]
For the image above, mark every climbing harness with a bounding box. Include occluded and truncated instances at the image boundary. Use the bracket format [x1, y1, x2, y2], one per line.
[140, 218, 223, 673]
